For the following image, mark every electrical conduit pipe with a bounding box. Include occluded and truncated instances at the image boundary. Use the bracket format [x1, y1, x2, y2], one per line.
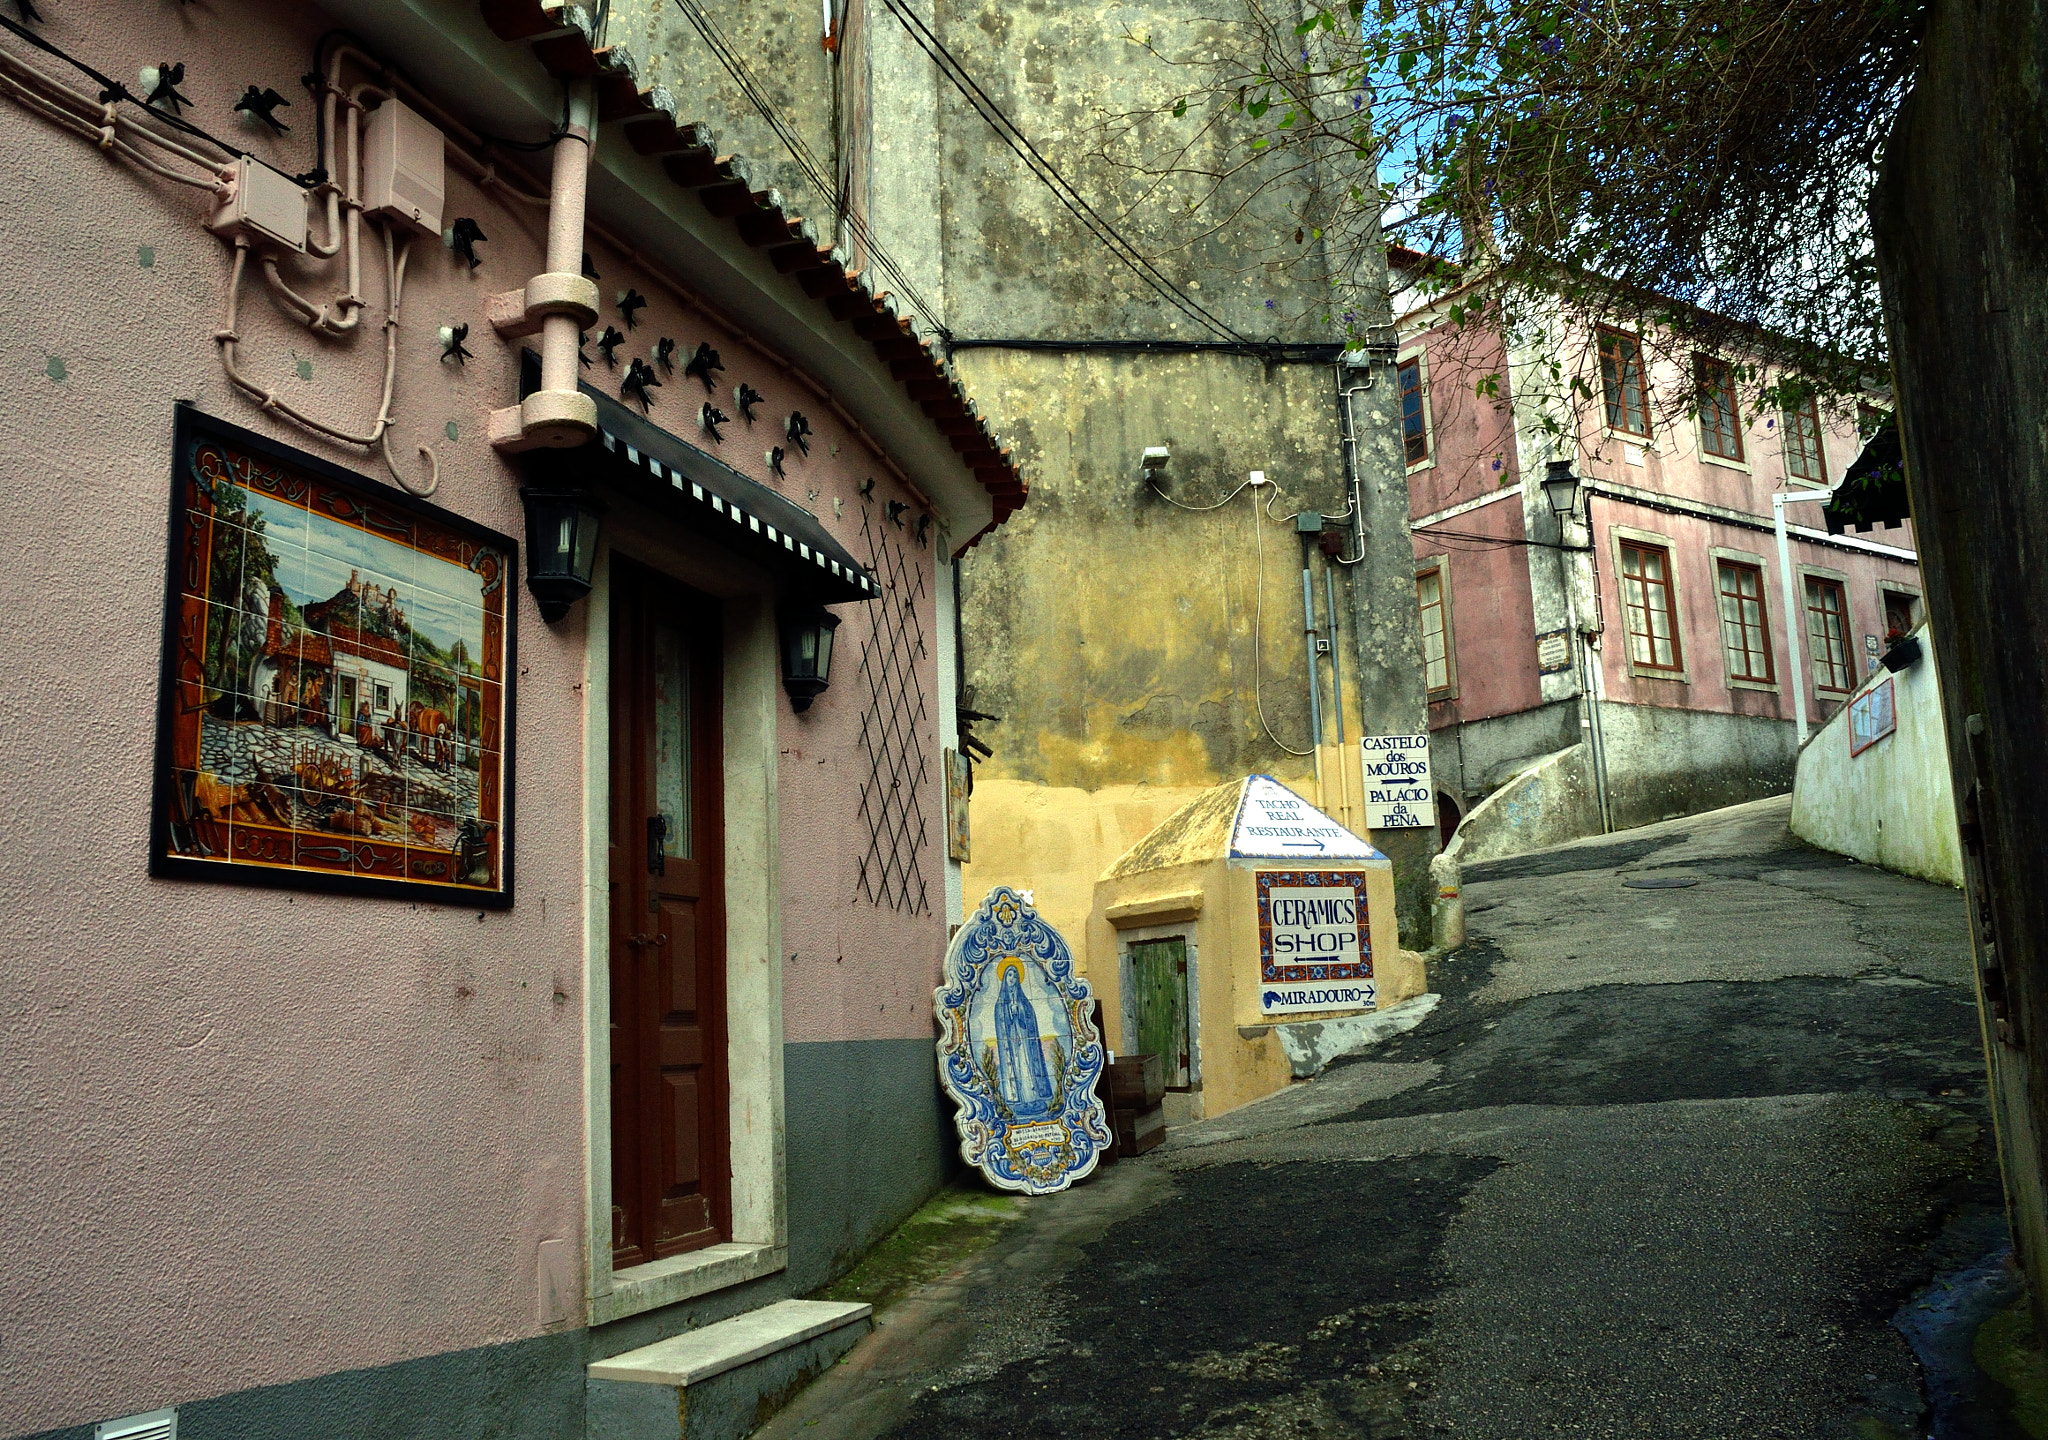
[491, 77, 599, 451]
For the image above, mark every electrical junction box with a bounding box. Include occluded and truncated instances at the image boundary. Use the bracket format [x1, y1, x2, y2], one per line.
[205, 156, 307, 252]
[362, 97, 444, 238]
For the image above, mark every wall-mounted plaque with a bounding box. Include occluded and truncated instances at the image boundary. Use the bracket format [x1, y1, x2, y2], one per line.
[1536, 627, 1574, 675]
[935, 886, 1110, 1194]
[152, 407, 515, 905]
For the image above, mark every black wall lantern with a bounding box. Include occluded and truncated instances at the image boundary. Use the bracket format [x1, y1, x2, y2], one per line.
[1541, 458, 1582, 518]
[520, 485, 605, 623]
[778, 603, 842, 712]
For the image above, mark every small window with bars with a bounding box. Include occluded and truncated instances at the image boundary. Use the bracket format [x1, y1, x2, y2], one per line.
[1695, 356, 1744, 462]
[1805, 577, 1853, 691]
[1416, 566, 1451, 693]
[1784, 394, 1828, 483]
[1399, 357, 1430, 466]
[1620, 540, 1682, 672]
[1599, 328, 1652, 437]
[1715, 560, 1772, 683]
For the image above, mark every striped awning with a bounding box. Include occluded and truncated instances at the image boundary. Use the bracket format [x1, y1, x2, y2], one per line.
[523, 352, 878, 604]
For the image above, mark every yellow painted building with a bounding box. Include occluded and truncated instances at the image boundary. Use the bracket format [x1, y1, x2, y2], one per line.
[1084, 777, 1426, 1121]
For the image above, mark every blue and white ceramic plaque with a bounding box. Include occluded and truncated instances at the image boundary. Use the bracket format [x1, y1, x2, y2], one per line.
[935, 886, 1110, 1194]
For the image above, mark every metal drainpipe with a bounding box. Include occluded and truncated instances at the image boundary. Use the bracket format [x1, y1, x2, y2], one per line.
[1325, 567, 1345, 743]
[1334, 360, 1372, 565]
[1771, 481, 1846, 746]
[1302, 552, 1324, 794]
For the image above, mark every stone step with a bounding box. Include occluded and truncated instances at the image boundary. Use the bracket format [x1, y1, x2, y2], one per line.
[588, 1299, 873, 1440]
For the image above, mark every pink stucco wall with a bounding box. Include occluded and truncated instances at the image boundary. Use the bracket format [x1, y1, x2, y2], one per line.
[0, 2, 946, 1432]
[1404, 312, 1522, 519]
[1414, 497, 1545, 726]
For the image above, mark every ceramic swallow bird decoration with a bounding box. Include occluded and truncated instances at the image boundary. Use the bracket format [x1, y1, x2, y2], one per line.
[595, 326, 626, 367]
[734, 382, 763, 423]
[622, 358, 660, 411]
[617, 288, 647, 328]
[445, 217, 487, 269]
[700, 403, 729, 442]
[233, 85, 292, 133]
[683, 342, 724, 393]
[438, 323, 473, 365]
[144, 63, 192, 114]
[786, 411, 813, 456]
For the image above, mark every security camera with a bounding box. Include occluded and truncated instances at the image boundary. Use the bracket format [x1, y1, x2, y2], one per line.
[1140, 446, 1170, 471]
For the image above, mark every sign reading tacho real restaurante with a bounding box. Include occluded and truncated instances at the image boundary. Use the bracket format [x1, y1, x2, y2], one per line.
[152, 409, 516, 905]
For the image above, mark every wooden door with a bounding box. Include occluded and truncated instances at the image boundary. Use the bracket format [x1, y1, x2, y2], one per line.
[1130, 937, 1191, 1089]
[610, 562, 729, 1269]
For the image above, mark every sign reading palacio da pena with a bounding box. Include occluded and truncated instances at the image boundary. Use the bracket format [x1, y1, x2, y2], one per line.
[936, 887, 1111, 1194]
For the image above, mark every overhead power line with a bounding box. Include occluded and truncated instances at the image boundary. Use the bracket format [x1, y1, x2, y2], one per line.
[667, 0, 949, 339]
[872, 0, 1252, 346]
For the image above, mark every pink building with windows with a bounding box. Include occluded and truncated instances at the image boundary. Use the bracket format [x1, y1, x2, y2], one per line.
[1391, 249, 1924, 839]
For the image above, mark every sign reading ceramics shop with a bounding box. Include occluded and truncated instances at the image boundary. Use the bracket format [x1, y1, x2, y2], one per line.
[1256, 869, 1376, 1017]
[1222, 777, 1389, 1019]
[1360, 733, 1437, 830]
[935, 887, 1110, 1194]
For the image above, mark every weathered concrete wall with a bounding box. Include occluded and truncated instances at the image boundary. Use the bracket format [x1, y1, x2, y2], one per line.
[1445, 746, 1601, 865]
[953, 344, 1434, 944]
[1595, 700, 1797, 831]
[1791, 629, 1960, 887]
[1430, 699, 1581, 806]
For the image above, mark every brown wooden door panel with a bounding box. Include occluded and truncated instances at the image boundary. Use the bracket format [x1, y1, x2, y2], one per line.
[661, 901, 699, 1014]
[609, 560, 729, 1269]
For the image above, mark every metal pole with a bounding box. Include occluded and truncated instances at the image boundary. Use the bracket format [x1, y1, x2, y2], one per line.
[1773, 492, 1809, 746]
[1324, 567, 1345, 743]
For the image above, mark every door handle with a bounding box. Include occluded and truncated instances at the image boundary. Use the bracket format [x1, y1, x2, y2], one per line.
[647, 814, 669, 876]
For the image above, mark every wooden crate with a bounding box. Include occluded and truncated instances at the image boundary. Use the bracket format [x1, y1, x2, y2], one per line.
[1109, 1054, 1166, 1111]
[1117, 1102, 1166, 1156]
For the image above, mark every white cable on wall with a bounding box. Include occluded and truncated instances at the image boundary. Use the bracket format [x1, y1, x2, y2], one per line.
[1250, 496, 1315, 758]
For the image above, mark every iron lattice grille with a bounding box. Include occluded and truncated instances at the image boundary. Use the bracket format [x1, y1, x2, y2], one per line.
[854, 500, 932, 914]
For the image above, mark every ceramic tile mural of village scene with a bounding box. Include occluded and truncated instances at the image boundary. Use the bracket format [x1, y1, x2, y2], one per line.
[154, 419, 513, 901]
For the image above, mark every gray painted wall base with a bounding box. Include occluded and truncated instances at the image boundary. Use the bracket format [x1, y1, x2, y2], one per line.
[19, 1039, 949, 1440]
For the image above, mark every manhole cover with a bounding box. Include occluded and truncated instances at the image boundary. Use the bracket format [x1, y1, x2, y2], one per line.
[1622, 875, 1700, 889]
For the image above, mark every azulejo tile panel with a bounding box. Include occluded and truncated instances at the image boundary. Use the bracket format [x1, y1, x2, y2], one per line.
[935, 886, 1111, 1195]
[153, 408, 516, 905]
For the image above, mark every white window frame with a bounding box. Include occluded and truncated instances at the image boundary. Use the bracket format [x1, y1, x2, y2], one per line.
[1414, 554, 1458, 700]
[1397, 348, 1437, 475]
[1609, 522, 1692, 683]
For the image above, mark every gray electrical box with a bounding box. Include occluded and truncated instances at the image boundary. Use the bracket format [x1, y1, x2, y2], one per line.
[1295, 511, 1324, 534]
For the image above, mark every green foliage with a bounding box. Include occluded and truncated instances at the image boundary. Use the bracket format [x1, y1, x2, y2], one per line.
[1137, 0, 1922, 403]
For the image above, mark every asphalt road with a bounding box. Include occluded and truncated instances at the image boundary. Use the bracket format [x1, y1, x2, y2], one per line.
[764, 796, 2001, 1440]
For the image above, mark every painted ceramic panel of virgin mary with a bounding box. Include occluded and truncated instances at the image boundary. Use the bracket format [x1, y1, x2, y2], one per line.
[935, 886, 1109, 1194]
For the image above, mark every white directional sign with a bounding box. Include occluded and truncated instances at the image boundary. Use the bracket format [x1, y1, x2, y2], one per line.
[1360, 734, 1437, 830]
[1227, 775, 1383, 862]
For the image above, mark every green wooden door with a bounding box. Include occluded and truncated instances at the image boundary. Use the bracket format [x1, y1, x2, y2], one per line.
[1130, 937, 1190, 1088]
